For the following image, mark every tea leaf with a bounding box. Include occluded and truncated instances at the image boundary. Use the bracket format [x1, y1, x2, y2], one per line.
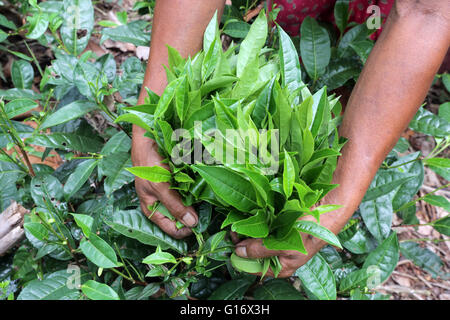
[126, 166, 171, 183]
[254, 279, 304, 300]
[82, 280, 120, 300]
[300, 17, 331, 81]
[105, 210, 188, 253]
[295, 220, 342, 248]
[295, 253, 336, 300]
[192, 165, 258, 212]
[40, 100, 98, 129]
[79, 234, 121, 268]
[362, 232, 399, 284]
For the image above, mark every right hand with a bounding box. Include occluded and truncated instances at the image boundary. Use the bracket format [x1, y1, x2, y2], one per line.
[132, 135, 198, 239]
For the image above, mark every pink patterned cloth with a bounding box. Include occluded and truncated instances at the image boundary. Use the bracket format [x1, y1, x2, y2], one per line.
[273, 0, 394, 39]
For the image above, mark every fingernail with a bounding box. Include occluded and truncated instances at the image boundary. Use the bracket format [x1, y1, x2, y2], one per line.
[182, 212, 197, 227]
[235, 246, 247, 258]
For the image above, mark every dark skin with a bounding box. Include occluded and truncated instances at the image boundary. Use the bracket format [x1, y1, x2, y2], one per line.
[133, 0, 450, 277]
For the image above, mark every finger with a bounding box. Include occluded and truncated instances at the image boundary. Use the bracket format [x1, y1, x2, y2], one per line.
[156, 185, 198, 228]
[229, 231, 240, 245]
[140, 196, 192, 239]
[151, 211, 193, 239]
[235, 238, 282, 259]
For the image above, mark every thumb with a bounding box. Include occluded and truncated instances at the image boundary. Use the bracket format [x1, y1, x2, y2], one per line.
[235, 238, 281, 259]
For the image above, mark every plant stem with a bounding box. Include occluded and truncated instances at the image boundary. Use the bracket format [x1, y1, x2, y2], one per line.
[395, 183, 450, 213]
[399, 238, 450, 243]
[113, 242, 133, 280]
[24, 40, 44, 77]
[382, 157, 420, 169]
[0, 103, 36, 176]
[0, 148, 28, 172]
[111, 267, 135, 283]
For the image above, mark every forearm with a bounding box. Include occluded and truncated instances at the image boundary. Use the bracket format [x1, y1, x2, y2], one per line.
[133, 0, 226, 143]
[305, 2, 450, 252]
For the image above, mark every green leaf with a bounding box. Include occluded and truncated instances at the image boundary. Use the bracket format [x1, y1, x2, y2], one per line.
[362, 232, 399, 284]
[443, 73, 450, 92]
[283, 150, 295, 198]
[30, 174, 63, 208]
[350, 40, 373, 64]
[79, 234, 121, 268]
[154, 77, 183, 119]
[409, 107, 450, 138]
[399, 242, 444, 278]
[309, 87, 328, 138]
[100, 131, 131, 155]
[295, 220, 342, 249]
[143, 251, 177, 265]
[0, 13, 17, 30]
[390, 153, 424, 211]
[300, 17, 331, 81]
[11, 60, 34, 89]
[360, 194, 393, 241]
[439, 102, 450, 122]
[231, 210, 269, 238]
[203, 10, 219, 54]
[339, 268, 374, 293]
[431, 215, 450, 236]
[278, 25, 302, 101]
[192, 202, 212, 233]
[363, 170, 415, 202]
[82, 280, 120, 300]
[71, 213, 94, 238]
[192, 165, 258, 212]
[63, 159, 98, 201]
[340, 225, 376, 254]
[60, 0, 94, 55]
[424, 157, 450, 181]
[26, 13, 49, 39]
[263, 228, 307, 254]
[105, 210, 188, 253]
[223, 20, 250, 38]
[126, 166, 171, 183]
[424, 195, 450, 212]
[201, 76, 238, 96]
[24, 222, 48, 241]
[334, 0, 350, 34]
[230, 253, 263, 274]
[254, 279, 304, 300]
[208, 278, 253, 300]
[100, 152, 135, 196]
[27, 133, 103, 153]
[17, 270, 81, 300]
[236, 10, 267, 78]
[338, 24, 368, 58]
[295, 253, 336, 300]
[175, 76, 189, 122]
[4, 99, 38, 119]
[40, 100, 98, 129]
[114, 111, 154, 133]
[0, 161, 24, 190]
[101, 21, 150, 47]
[318, 59, 360, 91]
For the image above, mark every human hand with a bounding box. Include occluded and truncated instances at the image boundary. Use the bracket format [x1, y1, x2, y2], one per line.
[232, 201, 334, 278]
[234, 233, 317, 278]
[132, 135, 198, 239]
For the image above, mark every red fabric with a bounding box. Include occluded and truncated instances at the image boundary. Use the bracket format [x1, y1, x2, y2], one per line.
[274, 0, 394, 39]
